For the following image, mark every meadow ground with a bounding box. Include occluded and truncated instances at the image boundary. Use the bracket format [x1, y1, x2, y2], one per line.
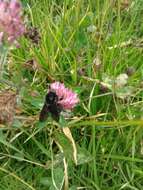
[1, 0, 143, 189]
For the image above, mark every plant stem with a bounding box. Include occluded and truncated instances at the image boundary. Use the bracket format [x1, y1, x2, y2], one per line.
[0, 46, 9, 79]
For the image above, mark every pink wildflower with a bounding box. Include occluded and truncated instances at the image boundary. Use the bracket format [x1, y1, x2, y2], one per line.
[50, 82, 79, 110]
[0, 0, 25, 45]
[0, 32, 4, 44]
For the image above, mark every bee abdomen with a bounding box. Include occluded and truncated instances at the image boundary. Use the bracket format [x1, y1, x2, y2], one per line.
[39, 104, 49, 122]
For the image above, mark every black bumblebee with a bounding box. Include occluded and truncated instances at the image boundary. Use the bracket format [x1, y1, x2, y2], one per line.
[39, 91, 62, 122]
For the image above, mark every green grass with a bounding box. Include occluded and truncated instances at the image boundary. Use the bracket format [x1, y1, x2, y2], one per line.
[1, 0, 143, 189]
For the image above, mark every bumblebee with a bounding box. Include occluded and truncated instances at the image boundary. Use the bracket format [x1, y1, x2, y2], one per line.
[39, 91, 62, 122]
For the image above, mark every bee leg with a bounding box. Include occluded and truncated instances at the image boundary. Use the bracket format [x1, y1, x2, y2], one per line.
[51, 113, 60, 122]
[51, 104, 63, 122]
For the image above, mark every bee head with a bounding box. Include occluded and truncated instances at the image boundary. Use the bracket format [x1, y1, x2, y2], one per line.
[46, 91, 58, 104]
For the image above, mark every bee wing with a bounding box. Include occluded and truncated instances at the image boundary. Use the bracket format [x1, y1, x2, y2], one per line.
[39, 103, 49, 122]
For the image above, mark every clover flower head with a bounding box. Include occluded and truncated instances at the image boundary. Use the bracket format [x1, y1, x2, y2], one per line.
[0, 0, 25, 45]
[50, 81, 79, 110]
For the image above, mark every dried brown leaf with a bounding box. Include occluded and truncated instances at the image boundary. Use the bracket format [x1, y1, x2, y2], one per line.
[0, 89, 17, 126]
[62, 127, 77, 165]
[24, 59, 39, 71]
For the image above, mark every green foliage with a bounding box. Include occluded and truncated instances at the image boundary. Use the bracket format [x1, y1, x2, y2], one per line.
[1, 0, 143, 189]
